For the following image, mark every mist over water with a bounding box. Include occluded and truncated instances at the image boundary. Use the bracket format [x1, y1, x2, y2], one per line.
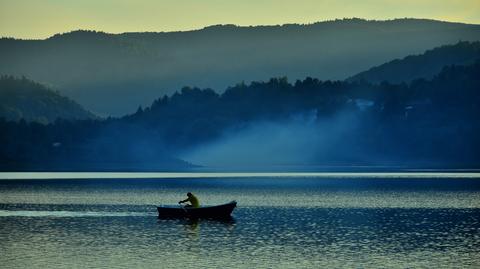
[183, 111, 361, 168]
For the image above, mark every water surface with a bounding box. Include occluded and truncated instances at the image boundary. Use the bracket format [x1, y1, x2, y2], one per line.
[1, 173, 479, 268]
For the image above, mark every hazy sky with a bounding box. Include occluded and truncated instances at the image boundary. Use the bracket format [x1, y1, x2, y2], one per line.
[1, 0, 479, 39]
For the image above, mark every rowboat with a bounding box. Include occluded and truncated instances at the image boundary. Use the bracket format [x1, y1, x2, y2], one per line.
[157, 201, 237, 219]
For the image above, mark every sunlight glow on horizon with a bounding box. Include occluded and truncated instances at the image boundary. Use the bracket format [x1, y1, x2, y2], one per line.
[0, 0, 479, 39]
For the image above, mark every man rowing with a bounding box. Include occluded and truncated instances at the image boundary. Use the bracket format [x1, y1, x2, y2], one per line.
[179, 192, 200, 208]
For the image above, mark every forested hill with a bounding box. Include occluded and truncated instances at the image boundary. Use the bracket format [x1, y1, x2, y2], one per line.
[1, 61, 479, 171]
[127, 61, 480, 152]
[1, 18, 480, 115]
[349, 41, 480, 83]
[0, 76, 95, 123]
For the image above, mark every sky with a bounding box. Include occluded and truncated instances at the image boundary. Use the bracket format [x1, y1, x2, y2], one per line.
[1, 0, 479, 39]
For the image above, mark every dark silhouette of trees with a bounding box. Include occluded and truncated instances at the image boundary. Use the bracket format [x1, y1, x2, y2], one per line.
[0, 61, 479, 170]
[0, 75, 95, 123]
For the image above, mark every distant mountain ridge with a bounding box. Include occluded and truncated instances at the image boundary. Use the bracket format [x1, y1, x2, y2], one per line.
[348, 41, 480, 83]
[0, 76, 95, 123]
[1, 18, 480, 115]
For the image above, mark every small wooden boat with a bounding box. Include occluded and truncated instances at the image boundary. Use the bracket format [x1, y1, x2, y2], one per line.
[157, 201, 237, 219]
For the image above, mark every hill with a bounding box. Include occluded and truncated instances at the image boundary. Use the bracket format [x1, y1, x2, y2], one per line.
[348, 41, 480, 83]
[1, 61, 479, 170]
[0, 76, 95, 123]
[1, 18, 480, 115]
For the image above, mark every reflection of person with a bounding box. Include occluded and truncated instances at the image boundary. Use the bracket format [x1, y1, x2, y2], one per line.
[179, 192, 200, 208]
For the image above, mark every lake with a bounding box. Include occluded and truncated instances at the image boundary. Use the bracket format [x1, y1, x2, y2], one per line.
[1, 173, 480, 268]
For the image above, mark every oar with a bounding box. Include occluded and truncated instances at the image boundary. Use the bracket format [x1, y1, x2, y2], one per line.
[179, 202, 190, 217]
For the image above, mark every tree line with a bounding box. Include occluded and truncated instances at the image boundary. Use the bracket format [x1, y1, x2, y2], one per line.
[1, 61, 479, 170]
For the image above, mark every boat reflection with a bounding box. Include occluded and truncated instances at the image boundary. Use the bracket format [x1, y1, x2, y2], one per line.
[158, 216, 236, 238]
[158, 216, 236, 225]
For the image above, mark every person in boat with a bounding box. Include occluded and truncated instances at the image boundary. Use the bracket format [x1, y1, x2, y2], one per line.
[178, 192, 200, 208]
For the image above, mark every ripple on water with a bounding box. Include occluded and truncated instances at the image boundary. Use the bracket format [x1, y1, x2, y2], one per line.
[1, 206, 479, 268]
[1, 176, 480, 268]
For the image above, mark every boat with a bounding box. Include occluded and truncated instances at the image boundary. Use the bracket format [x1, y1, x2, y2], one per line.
[157, 201, 237, 219]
